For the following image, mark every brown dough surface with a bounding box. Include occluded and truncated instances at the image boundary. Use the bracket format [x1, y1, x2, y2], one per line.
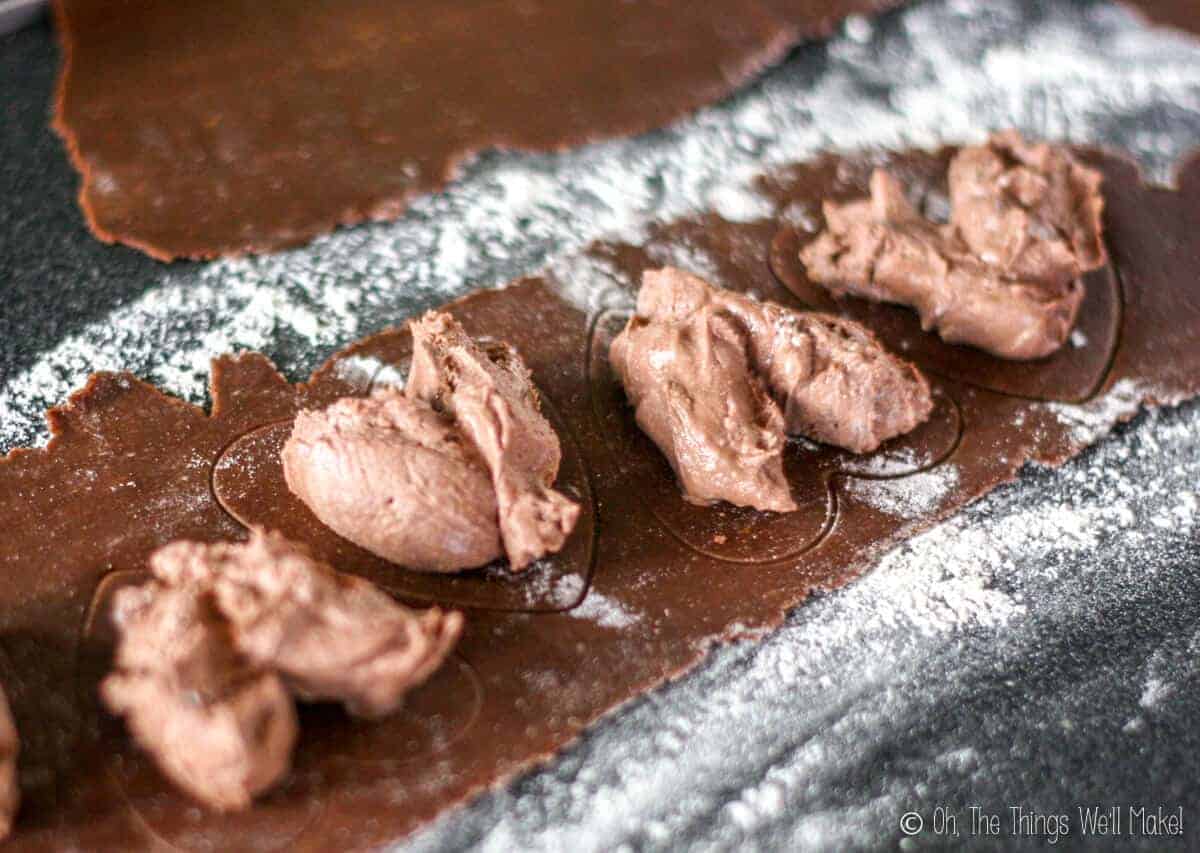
[0, 685, 16, 840]
[52, 0, 904, 261]
[1123, 0, 1200, 38]
[2, 145, 1200, 848]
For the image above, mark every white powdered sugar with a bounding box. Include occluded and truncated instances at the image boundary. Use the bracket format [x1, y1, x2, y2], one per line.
[0, 260, 366, 443]
[333, 355, 391, 392]
[1045, 377, 1158, 444]
[844, 465, 961, 519]
[848, 445, 920, 476]
[554, 575, 641, 630]
[543, 253, 636, 319]
[1140, 677, 1173, 709]
[1125, 624, 1200, 728]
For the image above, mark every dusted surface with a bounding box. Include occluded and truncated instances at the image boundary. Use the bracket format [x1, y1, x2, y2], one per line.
[2, 146, 1199, 844]
[4, 0, 1200, 849]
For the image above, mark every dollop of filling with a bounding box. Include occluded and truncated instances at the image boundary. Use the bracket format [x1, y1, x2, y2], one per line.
[799, 131, 1107, 360]
[610, 267, 933, 511]
[102, 529, 463, 810]
[283, 312, 579, 573]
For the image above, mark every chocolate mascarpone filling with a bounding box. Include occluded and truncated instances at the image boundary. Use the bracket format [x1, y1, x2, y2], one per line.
[284, 311, 580, 573]
[101, 569, 298, 812]
[610, 267, 933, 511]
[406, 313, 580, 570]
[102, 529, 462, 809]
[284, 391, 504, 573]
[153, 529, 464, 719]
[799, 131, 1107, 360]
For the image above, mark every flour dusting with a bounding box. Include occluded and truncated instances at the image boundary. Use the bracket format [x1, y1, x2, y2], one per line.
[555, 575, 640, 630]
[844, 465, 961, 519]
[1045, 378, 1158, 444]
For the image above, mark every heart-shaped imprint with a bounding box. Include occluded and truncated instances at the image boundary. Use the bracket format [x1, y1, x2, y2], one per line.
[212, 377, 596, 614]
[587, 309, 962, 564]
[828, 389, 962, 479]
[296, 652, 483, 769]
